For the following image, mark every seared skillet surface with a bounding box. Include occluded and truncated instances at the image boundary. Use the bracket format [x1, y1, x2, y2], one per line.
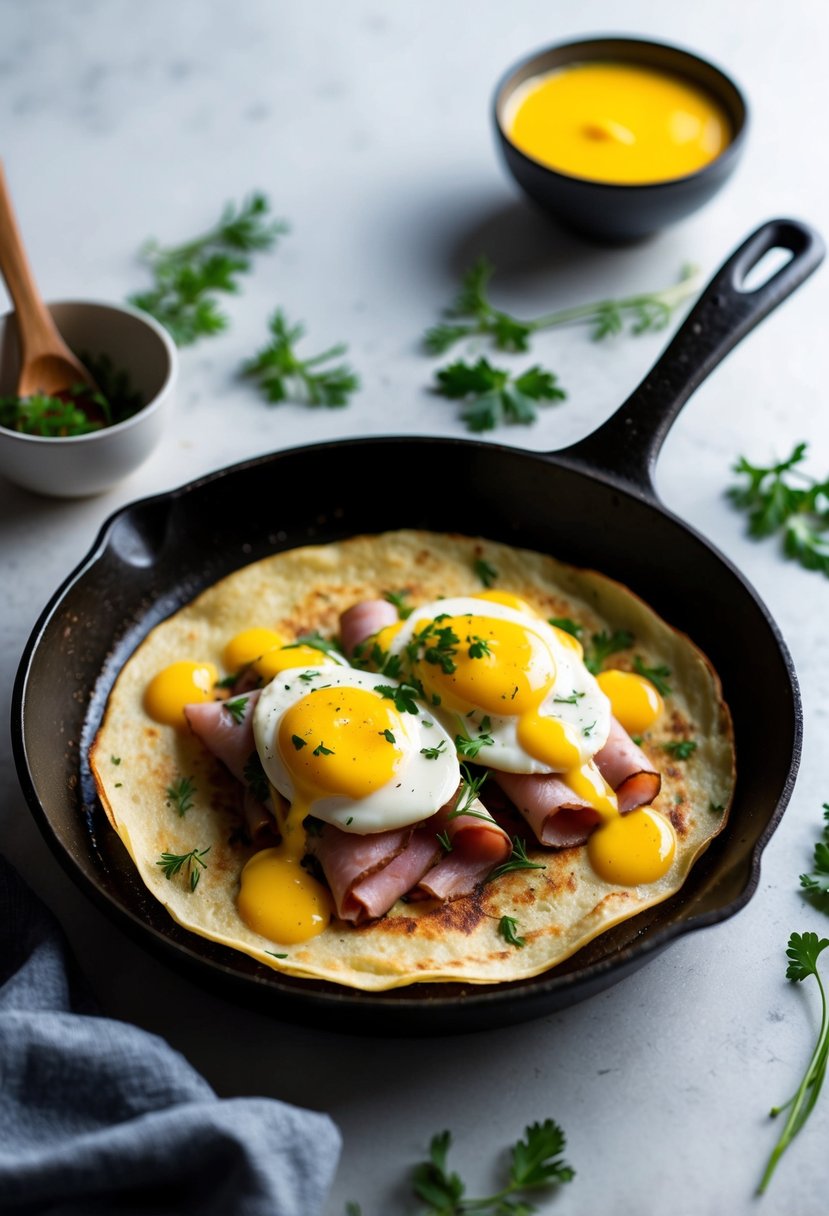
[12, 220, 823, 1034]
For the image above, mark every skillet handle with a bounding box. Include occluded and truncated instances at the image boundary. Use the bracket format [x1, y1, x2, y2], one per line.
[556, 218, 825, 497]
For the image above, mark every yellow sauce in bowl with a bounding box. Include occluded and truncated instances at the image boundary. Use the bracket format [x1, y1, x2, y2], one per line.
[506, 62, 731, 185]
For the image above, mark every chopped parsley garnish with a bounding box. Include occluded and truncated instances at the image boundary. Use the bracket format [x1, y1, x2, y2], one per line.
[662, 739, 698, 760]
[488, 837, 547, 882]
[383, 589, 414, 619]
[291, 734, 307, 750]
[447, 766, 489, 820]
[473, 557, 498, 588]
[709, 801, 725, 815]
[455, 729, 495, 759]
[633, 657, 672, 697]
[299, 670, 321, 682]
[243, 752, 269, 803]
[553, 691, 585, 705]
[111, 755, 121, 765]
[156, 846, 210, 891]
[583, 628, 635, 675]
[499, 915, 526, 949]
[407, 618, 460, 674]
[166, 776, 196, 817]
[282, 630, 344, 658]
[313, 741, 334, 756]
[436, 829, 452, 852]
[376, 681, 423, 715]
[266, 950, 289, 960]
[223, 695, 249, 724]
[467, 635, 492, 659]
[549, 617, 583, 639]
[582, 721, 596, 737]
[380, 729, 396, 744]
[421, 740, 448, 760]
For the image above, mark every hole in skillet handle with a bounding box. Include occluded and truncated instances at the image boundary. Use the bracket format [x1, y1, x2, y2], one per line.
[556, 218, 825, 498]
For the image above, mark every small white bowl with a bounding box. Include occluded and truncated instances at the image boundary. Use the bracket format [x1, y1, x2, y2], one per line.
[0, 300, 177, 497]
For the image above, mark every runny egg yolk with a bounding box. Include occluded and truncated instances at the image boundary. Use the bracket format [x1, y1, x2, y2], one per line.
[278, 686, 403, 804]
[223, 627, 285, 672]
[254, 644, 336, 681]
[416, 614, 555, 716]
[373, 620, 404, 654]
[237, 848, 331, 945]
[144, 660, 218, 726]
[587, 807, 676, 886]
[237, 683, 404, 947]
[597, 669, 664, 734]
[474, 589, 535, 614]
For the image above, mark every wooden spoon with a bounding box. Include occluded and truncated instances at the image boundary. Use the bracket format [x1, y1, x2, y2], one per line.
[0, 161, 97, 398]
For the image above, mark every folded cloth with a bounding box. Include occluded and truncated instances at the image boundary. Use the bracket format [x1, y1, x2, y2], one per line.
[0, 854, 341, 1216]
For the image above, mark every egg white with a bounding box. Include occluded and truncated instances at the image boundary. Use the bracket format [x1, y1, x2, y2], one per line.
[389, 596, 612, 774]
[253, 667, 460, 833]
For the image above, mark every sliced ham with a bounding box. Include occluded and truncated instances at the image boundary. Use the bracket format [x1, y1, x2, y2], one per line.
[493, 772, 603, 848]
[413, 798, 511, 901]
[309, 823, 440, 923]
[339, 599, 398, 657]
[185, 691, 277, 842]
[594, 717, 661, 814]
[184, 690, 261, 784]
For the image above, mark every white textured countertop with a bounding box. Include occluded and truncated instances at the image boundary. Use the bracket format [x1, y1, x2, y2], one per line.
[2, 2, 828, 1212]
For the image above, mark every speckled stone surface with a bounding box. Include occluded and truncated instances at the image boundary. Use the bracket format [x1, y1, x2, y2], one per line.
[1, 2, 828, 1212]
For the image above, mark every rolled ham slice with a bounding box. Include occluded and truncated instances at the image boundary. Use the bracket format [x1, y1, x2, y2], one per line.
[184, 690, 261, 784]
[184, 691, 277, 841]
[594, 717, 661, 814]
[339, 599, 398, 657]
[413, 798, 511, 901]
[310, 823, 440, 923]
[493, 771, 603, 848]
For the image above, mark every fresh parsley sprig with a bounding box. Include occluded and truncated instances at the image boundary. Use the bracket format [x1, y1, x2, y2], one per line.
[800, 803, 829, 909]
[633, 657, 672, 697]
[758, 932, 829, 1194]
[662, 739, 697, 760]
[424, 255, 698, 354]
[434, 357, 566, 432]
[243, 309, 359, 407]
[447, 765, 490, 820]
[499, 914, 526, 949]
[156, 846, 210, 891]
[582, 629, 634, 675]
[165, 776, 196, 817]
[410, 1119, 574, 1214]
[130, 193, 286, 345]
[488, 837, 546, 881]
[729, 443, 829, 576]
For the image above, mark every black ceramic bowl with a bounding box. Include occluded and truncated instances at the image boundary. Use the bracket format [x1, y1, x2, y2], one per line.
[493, 36, 748, 241]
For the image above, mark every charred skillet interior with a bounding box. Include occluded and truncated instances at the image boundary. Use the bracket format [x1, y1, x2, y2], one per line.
[12, 220, 824, 1035]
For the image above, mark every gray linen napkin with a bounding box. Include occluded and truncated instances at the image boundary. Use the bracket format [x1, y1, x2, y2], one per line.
[0, 854, 341, 1215]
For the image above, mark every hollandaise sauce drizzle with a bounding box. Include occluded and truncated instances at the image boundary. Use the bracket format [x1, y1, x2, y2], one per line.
[237, 684, 406, 945]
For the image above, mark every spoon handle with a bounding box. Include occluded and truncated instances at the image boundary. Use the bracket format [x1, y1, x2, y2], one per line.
[0, 161, 66, 361]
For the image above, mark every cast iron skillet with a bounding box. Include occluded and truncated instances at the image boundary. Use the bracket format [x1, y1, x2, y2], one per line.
[12, 219, 824, 1036]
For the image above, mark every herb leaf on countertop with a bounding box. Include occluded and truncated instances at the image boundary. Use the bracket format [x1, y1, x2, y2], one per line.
[410, 1118, 574, 1213]
[758, 932, 829, 1194]
[424, 255, 698, 354]
[434, 357, 566, 432]
[129, 192, 287, 345]
[242, 310, 359, 408]
[800, 803, 829, 907]
[729, 443, 829, 576]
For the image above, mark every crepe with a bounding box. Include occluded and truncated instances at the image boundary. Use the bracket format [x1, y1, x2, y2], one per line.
[90, 530, 734, 991]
